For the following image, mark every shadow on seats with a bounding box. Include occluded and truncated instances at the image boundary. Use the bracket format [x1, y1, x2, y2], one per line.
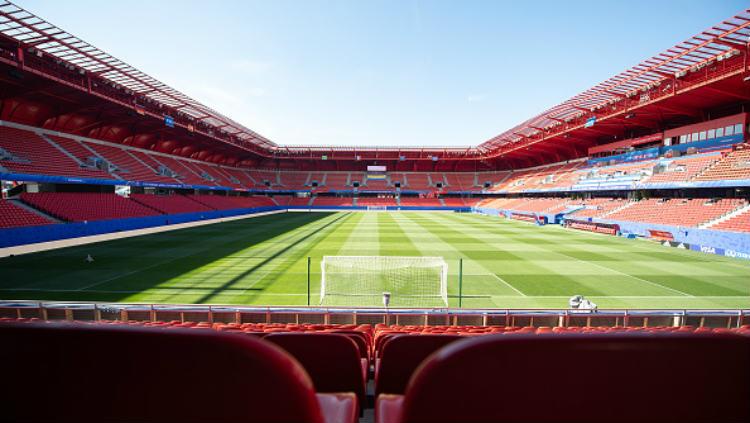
[0, 322, 357, 423]
[376, 333, 750, 423]
[375, 334, 463, 396]
[266, 332, 367, 413]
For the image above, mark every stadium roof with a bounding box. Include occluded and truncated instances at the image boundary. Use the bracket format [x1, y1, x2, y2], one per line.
[0, 1, 748, 165]
[0, 1, 276, 150]
[478, 9, 750, 153]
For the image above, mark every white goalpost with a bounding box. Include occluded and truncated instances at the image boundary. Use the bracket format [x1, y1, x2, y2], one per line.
[320, 256, 448, 307]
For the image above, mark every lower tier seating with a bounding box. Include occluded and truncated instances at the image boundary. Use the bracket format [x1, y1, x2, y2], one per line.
[605, 198, 745, 227]
[130, 194, 213, 214]
[709, 206, 750, 232]
[187, 195, 276, 210]
[312, 197, 353, 206]
[0, 200, 53, 228]
[20, 192, 161, 222]
[398, 198, 442, 207]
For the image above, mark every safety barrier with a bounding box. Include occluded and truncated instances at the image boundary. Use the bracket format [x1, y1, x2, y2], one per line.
[0, 300, 746, 328]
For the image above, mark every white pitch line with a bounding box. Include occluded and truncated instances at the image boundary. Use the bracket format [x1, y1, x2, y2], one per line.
[553, 250, 693, 297]
[489, 273, 527, 297]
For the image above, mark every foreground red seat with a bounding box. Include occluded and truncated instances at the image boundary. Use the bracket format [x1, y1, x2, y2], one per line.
[0, 323, 357, 423]
[266, 332, 367, 412]
[376, 333, 750, 423]
[375, 334, 463, 396]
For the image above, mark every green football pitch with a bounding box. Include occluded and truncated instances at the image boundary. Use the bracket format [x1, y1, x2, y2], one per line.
[1, 211, 749, 309]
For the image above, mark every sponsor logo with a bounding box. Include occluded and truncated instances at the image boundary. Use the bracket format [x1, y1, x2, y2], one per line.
[700, 246, 716, 254]
[725, 250, 750, 260]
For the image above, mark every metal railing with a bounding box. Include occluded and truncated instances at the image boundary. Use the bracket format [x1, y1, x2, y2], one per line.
[0, 300, 747, 329]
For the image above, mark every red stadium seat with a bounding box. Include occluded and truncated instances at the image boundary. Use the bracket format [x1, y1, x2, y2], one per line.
[375, 334, 463, 396]
[266, 332, 367, 413]
[0, 322, 357, 423]
[376, 333, 750, 423]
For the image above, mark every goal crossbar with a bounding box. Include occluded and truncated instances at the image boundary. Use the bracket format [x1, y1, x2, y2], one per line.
[320, 256, 448, 308]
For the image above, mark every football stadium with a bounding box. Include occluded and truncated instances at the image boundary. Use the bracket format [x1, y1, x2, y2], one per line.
[1, 1, 750, 422]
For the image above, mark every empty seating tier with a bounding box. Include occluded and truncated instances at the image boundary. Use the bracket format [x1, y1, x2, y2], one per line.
[0, 127, 84, 177]
[0, 200, 53, 228]
[130, 194, 213, 214]
[20, 192, 161, 222]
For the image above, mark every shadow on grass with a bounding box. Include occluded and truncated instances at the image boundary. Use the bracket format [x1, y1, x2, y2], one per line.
[0, 212, 338, 303]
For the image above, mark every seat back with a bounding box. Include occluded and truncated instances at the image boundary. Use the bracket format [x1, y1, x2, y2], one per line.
[0, 323, 324, 423]
[266, 332, 366, 407]
[376, 334, 463, 395]
[401, 333, 750, 423]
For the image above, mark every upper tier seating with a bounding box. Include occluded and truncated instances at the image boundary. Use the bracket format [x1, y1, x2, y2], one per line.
[84, 142, 178, 184]
[282, 172, 309, 190]
[708, 206, 750, 233]
[20, 192, 161, 222]
[266, 333, 367, 413]
[0, 127, 84, 177]
[694, 147, 750, 181]
[152, 156, 212, 186]
[130, 194, 213, 214]
[404, 173, 431, 190]
[325, 173, 350, 190]
[249, 170, 279, 187]
[0, 322, 357, 423]
[364, 178, 390, 190]
[222, 167, 256, 188]
[399, 197, 442, 207]
[445, 172, 476, 190]
[644, 153, 720, 184]
[0, 200, 53, 228]
[46, 136, 112, 178]
[376, 333, 750, 423]
[605, 198, 746, 227]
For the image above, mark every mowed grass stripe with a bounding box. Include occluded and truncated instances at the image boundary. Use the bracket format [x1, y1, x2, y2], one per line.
[398, 213, 528, 300]
[1, 211, 749, 309]
[472, 214, 750, 296]
[437, 214, 695, 297]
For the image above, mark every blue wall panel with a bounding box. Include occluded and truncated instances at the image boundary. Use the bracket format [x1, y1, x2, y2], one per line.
[0, 206, 279, 248]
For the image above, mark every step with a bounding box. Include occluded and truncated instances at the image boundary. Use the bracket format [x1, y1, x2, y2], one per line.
[598, 201, 635, 218]
[701, 202, 750, 229]
[9, 198, 64, 223]
[39, 133, 83, 166]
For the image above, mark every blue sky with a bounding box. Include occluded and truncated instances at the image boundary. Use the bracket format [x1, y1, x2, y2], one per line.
[14, 0, 748, 147]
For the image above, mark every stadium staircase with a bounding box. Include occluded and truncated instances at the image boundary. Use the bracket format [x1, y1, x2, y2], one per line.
[703, 202, 750, 230]
[39, 134, 85, 167]
[7, 198, 63, 223]
[597, 200, 635, 218]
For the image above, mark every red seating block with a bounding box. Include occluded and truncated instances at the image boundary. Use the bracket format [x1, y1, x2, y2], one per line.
[266, 332, 367, 412]
[376, 333, 750, 423]
[0, 322, 357, 423]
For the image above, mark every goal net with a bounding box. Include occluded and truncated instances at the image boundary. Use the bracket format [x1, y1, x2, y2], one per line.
[320, 256, 448, 308]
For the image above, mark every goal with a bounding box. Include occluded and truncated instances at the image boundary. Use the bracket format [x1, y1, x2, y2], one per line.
[320, 256, 448, 308]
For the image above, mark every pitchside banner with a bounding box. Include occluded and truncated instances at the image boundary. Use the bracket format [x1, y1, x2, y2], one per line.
[690, 244, 750, 260]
